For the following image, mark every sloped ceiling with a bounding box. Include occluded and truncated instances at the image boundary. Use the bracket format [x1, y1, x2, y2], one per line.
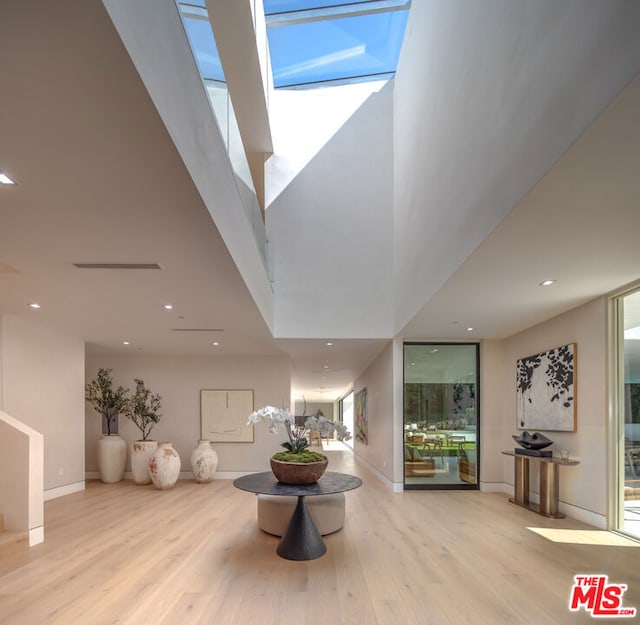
[402, 73, 640, 340]
[0, 0, 278, 357]
[393, 0, 640, 337]
[1, 0, 640, 403]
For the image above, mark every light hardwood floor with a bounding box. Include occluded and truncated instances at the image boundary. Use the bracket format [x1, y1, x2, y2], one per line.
[1, 447, 638, 625]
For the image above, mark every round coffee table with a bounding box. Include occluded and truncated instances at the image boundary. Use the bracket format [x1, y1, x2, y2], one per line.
[233, 471, 362, 560]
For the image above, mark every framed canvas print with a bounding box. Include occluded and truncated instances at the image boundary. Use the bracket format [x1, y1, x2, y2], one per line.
[516, 343, 576, 431]
[201, 389, 254, 442]
[355, 387, 368, 444]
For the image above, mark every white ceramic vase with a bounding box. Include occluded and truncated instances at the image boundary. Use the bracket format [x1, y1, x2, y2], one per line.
[97, 434, 127, 483]
[149, 442, 181, 490]
[190, 440, 218, 483]
[130, 440, 158, 485]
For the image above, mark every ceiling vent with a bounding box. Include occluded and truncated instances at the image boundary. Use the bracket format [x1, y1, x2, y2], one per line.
[171, 328, 224, 332]
[72, 263, 162, 269]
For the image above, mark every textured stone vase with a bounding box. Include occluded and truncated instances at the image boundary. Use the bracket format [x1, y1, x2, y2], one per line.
[149, 442, 181, 490]
[131, 440, 158, 485]
[190, 439, 218, 483]
[97, 434, 127, 483]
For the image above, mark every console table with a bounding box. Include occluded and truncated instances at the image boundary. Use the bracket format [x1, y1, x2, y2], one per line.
[233, 471, 362, 560]
[502, 451, 579, 518]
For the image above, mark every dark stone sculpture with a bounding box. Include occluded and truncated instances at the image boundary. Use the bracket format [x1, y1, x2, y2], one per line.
[513, 431, 553, 449]
[513, 431, 553, 456]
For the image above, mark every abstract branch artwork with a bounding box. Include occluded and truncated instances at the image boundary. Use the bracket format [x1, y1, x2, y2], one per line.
[516, 343, 576, 432]
[355, 387, 368, 444]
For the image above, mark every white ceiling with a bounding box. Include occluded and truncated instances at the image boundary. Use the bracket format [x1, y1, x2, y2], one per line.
[402, 72, 640, 341]
[1, 1, 640, 403]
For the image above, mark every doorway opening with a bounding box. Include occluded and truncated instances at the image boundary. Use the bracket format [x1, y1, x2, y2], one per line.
[403, 342, 480, 489]
[340, 391, 354, 450]
[616, 288, 640, 538]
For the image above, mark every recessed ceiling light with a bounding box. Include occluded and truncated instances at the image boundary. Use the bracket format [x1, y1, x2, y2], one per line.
[540, 280, 556, 286]
[212, 341, 219, 346]
[122, 341, 130, 345]
[430, 348, 438, 353]
[466, 327, 474, 332]
[28, 303, 41, 309]
[326, 342, 333, 346]
[164, 304, 173, 310]
[0, 172, 16, 185]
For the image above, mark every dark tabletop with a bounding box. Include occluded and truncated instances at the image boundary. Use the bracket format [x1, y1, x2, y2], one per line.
[233, 471, 363, 496]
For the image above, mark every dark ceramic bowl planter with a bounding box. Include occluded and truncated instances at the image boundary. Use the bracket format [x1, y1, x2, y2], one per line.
[270, 453, 328, 484]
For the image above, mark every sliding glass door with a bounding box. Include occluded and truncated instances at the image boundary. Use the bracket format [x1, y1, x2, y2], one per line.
[617, 289, 640, 538]
[404, 343, 479, 489]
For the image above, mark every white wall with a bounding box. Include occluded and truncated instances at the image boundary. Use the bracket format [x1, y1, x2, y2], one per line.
[267, 83, 394, 339]
[85, 354, 290, 475]
[293, 400, 333, 420]
[352, 342, 394, 481]
[0, 417, 30, 530]
[493, 297, 608, 523]
[479, 339, 507, 489]
[392, 1, 640, 332]
[1, 314, 85, 492]
[0, 411, 44, 544]
[102, 0, 275, 332]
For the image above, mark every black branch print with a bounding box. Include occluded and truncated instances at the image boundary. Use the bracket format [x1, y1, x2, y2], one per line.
[516, 344, 575, 429]
[545, 344, 574, 407]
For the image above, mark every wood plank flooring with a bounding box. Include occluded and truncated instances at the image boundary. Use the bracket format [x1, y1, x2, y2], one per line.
[0, 447, 638, 625]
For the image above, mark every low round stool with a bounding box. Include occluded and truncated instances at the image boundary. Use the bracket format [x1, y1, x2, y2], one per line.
[257, 492, 345, 536]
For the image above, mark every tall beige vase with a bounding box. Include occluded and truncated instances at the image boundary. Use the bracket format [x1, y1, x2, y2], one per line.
[97, 434, 127, 483]
[149, 442, 181, 490]
[131, 440, 158, 485]
[190, 440, 218, 483]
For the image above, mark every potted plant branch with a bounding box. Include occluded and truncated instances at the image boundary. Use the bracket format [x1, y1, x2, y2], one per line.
[85, 368, 129, 483]
[125, 378, 162, 485]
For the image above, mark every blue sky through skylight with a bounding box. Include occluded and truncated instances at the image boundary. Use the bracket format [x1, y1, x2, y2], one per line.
[266, 10, 408, 88]
[181, 10, 224, 81]
[264, 0, 408, 15]
[179, 1, 409, 88]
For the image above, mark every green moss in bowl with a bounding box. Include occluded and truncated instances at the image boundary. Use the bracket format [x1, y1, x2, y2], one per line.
[272, 451, 327, 463]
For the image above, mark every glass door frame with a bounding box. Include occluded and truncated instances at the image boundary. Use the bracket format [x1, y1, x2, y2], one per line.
[609, 284, 640, 537]
[403, 341, 481, 491]
[338, 389, 355, 450]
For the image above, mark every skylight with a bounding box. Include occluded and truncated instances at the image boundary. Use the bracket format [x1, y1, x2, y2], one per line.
[179, 2, 224, 82]
[264, 0, 410, 89]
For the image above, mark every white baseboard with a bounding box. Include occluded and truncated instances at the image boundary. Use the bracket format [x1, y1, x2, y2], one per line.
[559, 503, 606, 528]
[480, 481, 511, 494]
[121, 471, 203, 481]
[209, 471, 253, 480]
[44, 481, 85, 501]
[484, 482, 606, 528]
[348, 453, 396, 491]
[85, 471, 249, 482]
[29, 525, 44, 546]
